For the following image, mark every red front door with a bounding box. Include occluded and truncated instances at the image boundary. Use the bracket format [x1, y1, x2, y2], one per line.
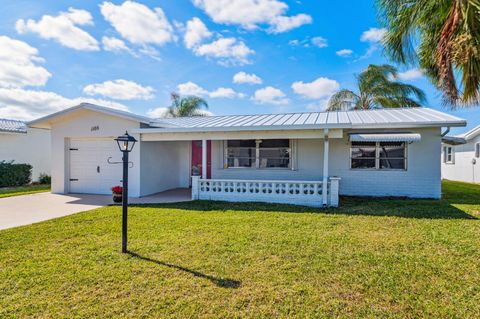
[191, 140, 211, 179]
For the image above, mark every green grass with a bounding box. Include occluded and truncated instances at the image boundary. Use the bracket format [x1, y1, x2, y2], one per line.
[0, 184, 50, 198]
[1, 180, 479, 318]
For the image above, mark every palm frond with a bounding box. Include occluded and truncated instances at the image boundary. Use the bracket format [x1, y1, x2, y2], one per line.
[327, 90, 360, 111]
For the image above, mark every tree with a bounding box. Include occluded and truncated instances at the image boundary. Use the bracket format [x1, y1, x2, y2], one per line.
[167, 92, 209, 117]
[327, 64, 426, 111]
[378, 0, 480, 106]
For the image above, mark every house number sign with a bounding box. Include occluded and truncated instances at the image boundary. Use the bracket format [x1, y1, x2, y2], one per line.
[91, 125, 100, 132]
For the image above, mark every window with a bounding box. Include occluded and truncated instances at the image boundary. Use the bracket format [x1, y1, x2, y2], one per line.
[443, 146, 454, 164]
[476, 143, 480, 158]
[225, 139, 291, 169]
[351, 142, 406, 170]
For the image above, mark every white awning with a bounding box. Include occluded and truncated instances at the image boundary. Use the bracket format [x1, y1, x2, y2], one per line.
[349, 133, 421, 142]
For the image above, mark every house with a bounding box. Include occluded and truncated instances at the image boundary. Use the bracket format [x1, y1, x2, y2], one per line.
[28, 103, 466, 207]
[441, 125, 480, 183]
[0, 118, 51, 181]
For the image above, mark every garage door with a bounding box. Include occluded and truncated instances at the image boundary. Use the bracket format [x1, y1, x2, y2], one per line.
[69, 138, 123, 194]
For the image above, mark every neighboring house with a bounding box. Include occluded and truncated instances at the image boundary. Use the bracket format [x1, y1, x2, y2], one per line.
[0, 118, 51, 182]
[29, 103, 465, 207]
[442, 125, 480, 183]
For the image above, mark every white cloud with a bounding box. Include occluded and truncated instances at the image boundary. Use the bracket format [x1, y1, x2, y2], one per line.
[396, 69, 424, 81]
[233, 72, 262, 84]
[102, 36, 133, 54]
[193, 37, 254, 66]
[0, 36, 51, 88]
[291, 77, 340, 99]
[0, 87, 128, 121]
[336, 49, 353, 57]
[252, 86, 289, 105]
[147, 107, 169, 118]
[192, 0, 311, 33]
[360, 27, 386, 43]
[209, 87, 242, 99]
[311, 36, 328, 48]
[184, 17, 212, 49]
[177, 81, 209, 96]
[15, 8, 99, 51]
[83, 79, 155, 100]
[100, 1, 174, 46]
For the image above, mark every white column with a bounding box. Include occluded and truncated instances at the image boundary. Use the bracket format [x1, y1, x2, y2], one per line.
[202, 139, 207, 179]
[191, 175, 200, 200]
[322, 129, 329, 206]
[329, 177, 341, 207]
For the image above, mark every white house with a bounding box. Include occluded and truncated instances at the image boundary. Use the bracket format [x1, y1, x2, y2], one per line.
[442, 125, 480, 183]
[0, 118, 51, 181]
[28, 103, 466, 207]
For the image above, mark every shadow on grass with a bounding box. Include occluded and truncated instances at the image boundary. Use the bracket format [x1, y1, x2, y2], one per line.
[127, 251, 241, 289]
[130, 197, 477, 220]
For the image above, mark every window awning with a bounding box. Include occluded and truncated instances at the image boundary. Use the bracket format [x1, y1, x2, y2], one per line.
[349, 133, 421, 143]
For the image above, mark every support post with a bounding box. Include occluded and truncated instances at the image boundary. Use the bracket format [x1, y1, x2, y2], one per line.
[322, 129, 329, 206]
[122, 151, 128, 253]
[329, 177, 341, 207]
[202, 139, 207, 179]
[191, 175, 200, 200]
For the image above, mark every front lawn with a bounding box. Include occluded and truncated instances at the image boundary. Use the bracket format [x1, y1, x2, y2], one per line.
[0, 180, 479, 318]
[0, 184, 50, 198]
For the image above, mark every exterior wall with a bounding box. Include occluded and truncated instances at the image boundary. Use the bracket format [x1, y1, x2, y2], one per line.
[140, 141, 190, 196]
[210, 127, 442, 199]
[0, 128, 51, 181]
[441, 135, 480, 183]
[49, 109, 141, 197]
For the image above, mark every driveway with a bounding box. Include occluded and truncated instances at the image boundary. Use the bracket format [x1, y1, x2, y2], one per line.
[0, 193, 111, 230]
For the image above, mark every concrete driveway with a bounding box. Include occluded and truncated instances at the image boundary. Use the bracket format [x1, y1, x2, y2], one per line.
[0, 193, 111, 230]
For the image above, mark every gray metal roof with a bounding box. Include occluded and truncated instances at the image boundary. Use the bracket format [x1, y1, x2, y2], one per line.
[147, 108, 465, 132]
[0, 118, 27, 133]
[349, 133, 421, 143]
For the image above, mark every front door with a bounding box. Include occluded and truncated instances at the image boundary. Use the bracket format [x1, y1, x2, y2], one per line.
[191, 140, 211, 179]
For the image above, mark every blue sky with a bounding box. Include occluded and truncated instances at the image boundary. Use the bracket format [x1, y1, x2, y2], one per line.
[0, 0, 478, 133]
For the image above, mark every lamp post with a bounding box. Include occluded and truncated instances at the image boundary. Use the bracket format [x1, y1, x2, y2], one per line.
[114, 131, 137, 253]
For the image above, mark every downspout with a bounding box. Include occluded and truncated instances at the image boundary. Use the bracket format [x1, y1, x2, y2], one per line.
[441, 127, 450, 137]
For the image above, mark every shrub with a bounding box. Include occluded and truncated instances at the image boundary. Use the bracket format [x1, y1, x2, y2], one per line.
[0, 161, 32, 187]
[111, 185, 123, 194]
[38, 173, 51, 185]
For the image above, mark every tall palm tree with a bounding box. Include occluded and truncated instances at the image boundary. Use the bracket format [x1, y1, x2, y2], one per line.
[167, 92, 209, 117]
[378, 0, 480, 106]
[327, 64, 426, 111]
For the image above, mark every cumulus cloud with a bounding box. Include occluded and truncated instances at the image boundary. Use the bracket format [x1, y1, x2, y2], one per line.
[336, 49, 353, 57]
[184, 17, 212, 49]
[396, 69, 424, 81]
[83, 79, 155, 100]
[177, 81, 243, 99]
[192, 0, 311, 33]
[291, 77, 340, 99]
[360, 27, 386, 43]
[233, 71, 262, 85]
[15, 8, 99, 51]
[0, 36, 51, 88]
[311, 36, 328, 48]
[100, 1, 174, 46]
[209, 87, 244, 98]
[102, 36, 134, 54]
[252, 86, 289, 105]
[193, 37, 254, 66]
[0, 87, 128, 121]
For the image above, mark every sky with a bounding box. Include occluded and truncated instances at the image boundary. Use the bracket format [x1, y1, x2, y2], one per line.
[0, 0, 479, 134]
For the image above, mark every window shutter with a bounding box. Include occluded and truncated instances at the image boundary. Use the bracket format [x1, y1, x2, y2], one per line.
[476, 143, 480, 158]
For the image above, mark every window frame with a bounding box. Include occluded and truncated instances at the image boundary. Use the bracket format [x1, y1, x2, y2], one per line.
[443, 146, 454, 164]
[223, 139, 295, 170]
[475, 143, 480, 158]
[350, 141, 408, 171]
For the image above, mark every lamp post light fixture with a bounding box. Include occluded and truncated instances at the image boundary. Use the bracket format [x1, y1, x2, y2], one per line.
[114, 131, 137, 253]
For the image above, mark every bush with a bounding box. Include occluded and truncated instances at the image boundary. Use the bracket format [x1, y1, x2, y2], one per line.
[0, 161, 32, 187]
[38, 173, 51, 185]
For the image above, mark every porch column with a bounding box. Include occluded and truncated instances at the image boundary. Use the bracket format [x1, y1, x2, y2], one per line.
[322, 129, 329, 206]
[202, 139, 207, 179]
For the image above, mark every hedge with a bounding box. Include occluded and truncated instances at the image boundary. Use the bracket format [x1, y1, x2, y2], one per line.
[0, 161, 32, 187]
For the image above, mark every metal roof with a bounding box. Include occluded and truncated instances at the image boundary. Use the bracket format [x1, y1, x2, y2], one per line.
[349, 133, 421, 143]
[0, 118, 27, 133]
[146, 108, 465, 132]
[457, 124, 480, 140]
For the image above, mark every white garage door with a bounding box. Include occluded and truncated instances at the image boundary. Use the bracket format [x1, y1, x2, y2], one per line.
[69, 138, 123, 194]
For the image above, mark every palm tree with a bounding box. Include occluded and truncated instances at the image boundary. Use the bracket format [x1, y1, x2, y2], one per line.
[378, 0, 480, 106]
[167, 92, 209, 117]
[327, 64, 426, 111]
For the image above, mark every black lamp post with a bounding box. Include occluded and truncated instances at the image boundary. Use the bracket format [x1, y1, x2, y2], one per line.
[114, 131, 137, 253]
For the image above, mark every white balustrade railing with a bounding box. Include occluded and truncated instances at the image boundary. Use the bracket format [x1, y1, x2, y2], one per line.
[191, 176, 340, 207]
